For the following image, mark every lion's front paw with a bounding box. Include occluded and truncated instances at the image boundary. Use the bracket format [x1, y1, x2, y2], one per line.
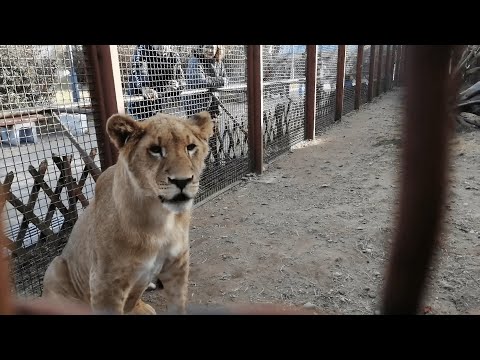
[130, 300, 156, 315]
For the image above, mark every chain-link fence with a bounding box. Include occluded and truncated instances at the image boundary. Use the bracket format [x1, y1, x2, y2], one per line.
[0, 45, 102, 297]
[0, 44, 403, 299]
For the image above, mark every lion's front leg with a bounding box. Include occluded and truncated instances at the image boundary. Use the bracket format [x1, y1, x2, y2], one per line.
[89, 269, 135, 315]
[157, 249, 189, 315]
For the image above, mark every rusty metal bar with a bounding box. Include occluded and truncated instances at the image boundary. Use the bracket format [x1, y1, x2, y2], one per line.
[382, 45, 455, 315]
[368, 45, 376, 102]
[305, 45, 318, 140]
[355, 45, 364, 110]
[335, 45, 346, 121]
[385, 45, 391, 92]
[247, 45, 263, 175]
[85, 45, 125, 170]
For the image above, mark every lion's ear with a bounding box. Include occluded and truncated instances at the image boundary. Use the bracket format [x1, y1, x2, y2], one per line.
[106, 114, 143, 149]
[187, 111, 214, 141]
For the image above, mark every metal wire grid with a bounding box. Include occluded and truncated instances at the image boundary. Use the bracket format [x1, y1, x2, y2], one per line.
[342, 45, 358, 115]
[315, 45, 338, 135]
[262, 45, 306, 162]
[372, 46, 380, 97]
[0, 45, 102, 297]
[360, 45, 371, 105]
[381, 45, 387, 92]
[117, 45, 250, 203]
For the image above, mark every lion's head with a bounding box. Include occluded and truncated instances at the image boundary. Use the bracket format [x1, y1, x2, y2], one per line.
[106, 111, 214, 213]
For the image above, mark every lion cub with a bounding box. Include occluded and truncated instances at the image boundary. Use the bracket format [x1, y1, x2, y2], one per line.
[42, 111, 214, 314]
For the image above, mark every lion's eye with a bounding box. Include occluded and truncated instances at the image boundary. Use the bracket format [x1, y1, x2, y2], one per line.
[149, 146, 164, 158]
[186, 144, 196, 151]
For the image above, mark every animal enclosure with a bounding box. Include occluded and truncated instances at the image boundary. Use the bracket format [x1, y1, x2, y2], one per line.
[0, 45, 403, 301]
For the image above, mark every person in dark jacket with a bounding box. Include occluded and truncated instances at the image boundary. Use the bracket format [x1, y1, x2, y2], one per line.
[126, 45, 186, 120]
[183, 45, 228, 119]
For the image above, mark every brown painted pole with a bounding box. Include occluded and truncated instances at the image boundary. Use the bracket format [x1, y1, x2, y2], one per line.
[335, 45, 346, 121]
[305, 45, 317, 140]
[247, 45, 263, 175]
[85, 45, 125, 169]
[368, 45, 376, 102]
[382, 45, 455, 315]
[355, 45, 364, 110]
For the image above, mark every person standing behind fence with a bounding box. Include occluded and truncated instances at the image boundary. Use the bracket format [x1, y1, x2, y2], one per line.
[183, 45, 228, 119]
[183, 45, 228, 166]
[126, 45, 186, 120]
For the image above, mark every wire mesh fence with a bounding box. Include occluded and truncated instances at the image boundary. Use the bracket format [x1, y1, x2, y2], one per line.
[262, 45, 307, 162]
[0, 44, 402, 300]
[315, 45, 338, 135]
[361, 45, 371, 105]
[343, 45, 358, 115]
[373, 46, 380, 97]
[117, 45, 250, 202]
[0, 45, 102, 297]
[381, 45, 388, 93]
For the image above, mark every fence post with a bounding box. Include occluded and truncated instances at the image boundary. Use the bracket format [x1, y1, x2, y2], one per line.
[85, 45, 125, 170]
[247, 45, 263, 175]
[382, 45, 454, 314]
[305, 45, 317, 140]
[335, 45, 346, 121]
[368, 45, 376, 102]
[355, 45, 364, 110]
[376, 45, 383, 97]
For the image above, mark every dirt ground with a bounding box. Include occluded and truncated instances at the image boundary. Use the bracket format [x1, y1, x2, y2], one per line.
[143, 88, 480, 315]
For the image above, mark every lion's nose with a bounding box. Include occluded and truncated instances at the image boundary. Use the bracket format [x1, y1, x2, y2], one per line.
[168, 176, 193, 190]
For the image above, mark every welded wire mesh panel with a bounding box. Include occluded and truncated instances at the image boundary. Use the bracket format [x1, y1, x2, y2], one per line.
[315, 45, 337, 135]
[262, 45, 306, 162]
[381, 45, 387, 92]
[361, 45, 371, 104]
[117, 45, 249, 203]
[372, 46, 380, 97]
[0, 45, 102, 297]
[343, 45, 357, 115]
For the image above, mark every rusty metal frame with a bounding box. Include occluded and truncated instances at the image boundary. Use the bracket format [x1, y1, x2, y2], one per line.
[85, 45, 125, 170]
[335, 45, 346, 121]
[247, 45, 263, 175]
[382, 45, 455, 314]
[305, 45, 317, 140]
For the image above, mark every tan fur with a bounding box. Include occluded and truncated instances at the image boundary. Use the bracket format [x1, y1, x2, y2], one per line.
[41, 111, 214, 314]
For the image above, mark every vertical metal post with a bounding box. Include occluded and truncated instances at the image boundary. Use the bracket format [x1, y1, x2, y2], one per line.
[335, 45, 346, 121]
[85, 45, 125, 170]
[305, 45, 317, 140]
[247, 45, 263, 175]
[382, 45, 455, 314]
